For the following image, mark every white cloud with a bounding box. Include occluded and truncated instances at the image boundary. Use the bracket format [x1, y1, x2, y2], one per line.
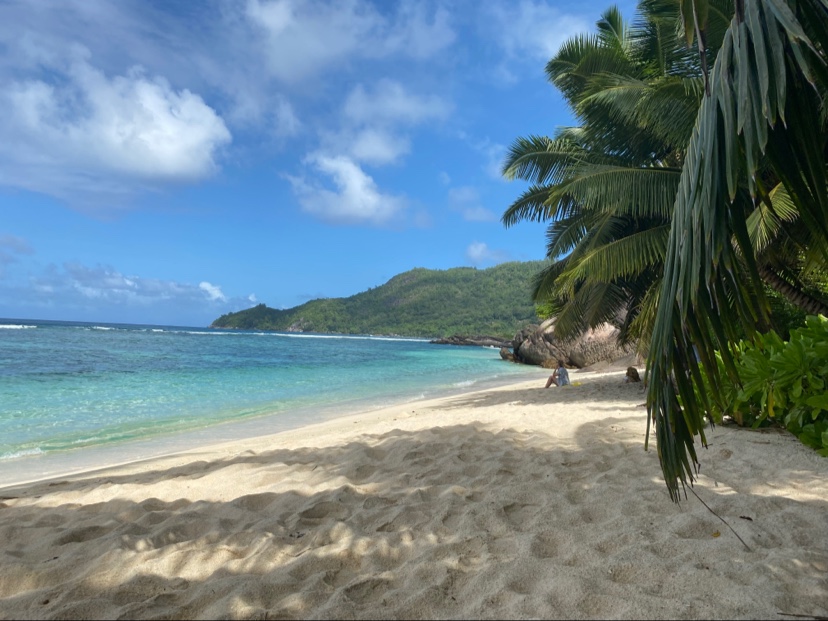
[318, 81, 450, 166]
[0, 261, 251, 325]
[448, 186, 498, 222]
[245, 0, 455, 83]
[290, 80, 449, 225]
[0, 52, 231, 203]
[27, 263, 232, 308]
[483, 0, 592, 80]
[246, 0, 378, 83]
[230, 91, 301, 137]
[379, 2, 455, 59]
[466, 241, 508, 266]
[473, 138, 508, 180]
[199, 281, 228, 302]
[288, 154, 406, 226]
[348, 128, 411, 166]
[343, 80, 451, 126]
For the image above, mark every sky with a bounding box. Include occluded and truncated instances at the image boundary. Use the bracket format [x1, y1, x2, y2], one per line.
[0, 0, 638, 327]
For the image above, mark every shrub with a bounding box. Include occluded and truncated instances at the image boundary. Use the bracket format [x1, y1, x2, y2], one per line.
[692, 315, 828, 455]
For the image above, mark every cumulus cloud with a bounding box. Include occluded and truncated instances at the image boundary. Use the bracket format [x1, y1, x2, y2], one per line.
[199, 281, 228, 302]
[0, 50, 231, 204]
[291, 79, 450, 222]
[287, 154, 406, 226]
[315, 80, 451, 167]
[466, 241, 508, 266]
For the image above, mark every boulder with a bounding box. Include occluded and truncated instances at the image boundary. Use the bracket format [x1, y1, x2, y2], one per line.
[509, 319, 636, 368]
[510, 318, 567, 366]
[567, 323, 635, 368]
[430, 335, 510, 348]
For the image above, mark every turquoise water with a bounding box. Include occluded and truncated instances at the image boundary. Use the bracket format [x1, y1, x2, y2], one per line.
[0, 319, 541, 484]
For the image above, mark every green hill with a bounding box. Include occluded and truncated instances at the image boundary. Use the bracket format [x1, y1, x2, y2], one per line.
[211, 261, 545, 338]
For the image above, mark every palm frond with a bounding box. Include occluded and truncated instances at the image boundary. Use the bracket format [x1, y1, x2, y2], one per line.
[557, 226, 670, 287]
[647, 0, 828, 502]
[501, 136, 583, 183]
[548, 163, 680, 219]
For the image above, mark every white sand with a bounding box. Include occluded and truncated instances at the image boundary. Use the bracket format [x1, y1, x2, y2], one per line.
[0, 370, 826, 620]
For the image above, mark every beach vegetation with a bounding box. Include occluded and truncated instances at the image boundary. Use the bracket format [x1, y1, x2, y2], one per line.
[645, 0, 828, 499]
[688, 315, 828, 454]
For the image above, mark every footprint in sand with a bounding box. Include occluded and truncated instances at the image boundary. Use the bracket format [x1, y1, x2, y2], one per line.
[299, 501, 350, 521]
[502, 502, 538, 531]
[342, 577, 392, 604]
[530, 531, 560, 558]
[55, 525, 111, 545]
[233, 493, 278, 512]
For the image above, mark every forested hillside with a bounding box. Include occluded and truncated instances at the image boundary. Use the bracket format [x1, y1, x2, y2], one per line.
[211, 261, 545, 338]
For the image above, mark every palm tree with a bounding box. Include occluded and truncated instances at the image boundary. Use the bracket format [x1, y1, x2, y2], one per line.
[647, 0, 828, 501]
[501, 2, 731, 349]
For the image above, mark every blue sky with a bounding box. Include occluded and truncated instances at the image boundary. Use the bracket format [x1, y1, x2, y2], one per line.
[0, 0, 637, 327]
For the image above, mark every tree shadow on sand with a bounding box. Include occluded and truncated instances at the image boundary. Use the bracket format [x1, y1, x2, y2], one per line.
[0, 389, 826, 619]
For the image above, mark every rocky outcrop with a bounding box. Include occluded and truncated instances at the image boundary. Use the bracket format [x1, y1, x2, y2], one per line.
[508, 319, 636, 369]
[287, 318, 312, 333]
[510, 319, 566, 366]
[430, 335, 511, 348]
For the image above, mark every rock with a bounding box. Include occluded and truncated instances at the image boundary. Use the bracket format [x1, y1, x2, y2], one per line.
[511, 318, 567, 366]
[567, 323, 635, 368]
[509, 318, 636, 368]
[499, 347, 517, 362]
[430, 335, 510, 348]
[287, 318, 312, 333]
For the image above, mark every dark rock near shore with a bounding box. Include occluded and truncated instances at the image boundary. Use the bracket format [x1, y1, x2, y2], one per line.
[430, 335, 511, 348]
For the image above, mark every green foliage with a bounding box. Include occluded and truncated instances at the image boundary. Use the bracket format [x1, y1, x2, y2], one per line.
[211, 262, 546, 338]
[647, 0, 828, 501]
[691, 316, 828, 455]
[766, 267, 828, 338]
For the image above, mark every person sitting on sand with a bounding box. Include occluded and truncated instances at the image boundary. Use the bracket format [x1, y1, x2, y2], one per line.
[545, 360, 570, 388]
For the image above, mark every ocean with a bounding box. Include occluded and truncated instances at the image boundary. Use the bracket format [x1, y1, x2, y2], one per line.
[0, 319, 542, 486]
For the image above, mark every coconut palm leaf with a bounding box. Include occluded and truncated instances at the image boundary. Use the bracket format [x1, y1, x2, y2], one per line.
[556, 226, 670, 287]
[647, 0, 828, 501]
[547, 163, 681, 219]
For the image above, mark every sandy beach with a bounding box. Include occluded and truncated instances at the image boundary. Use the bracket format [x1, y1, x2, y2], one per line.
[0, 369, 826, 620]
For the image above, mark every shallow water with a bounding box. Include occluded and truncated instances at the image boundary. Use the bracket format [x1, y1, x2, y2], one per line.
[0, 319, 541, 485]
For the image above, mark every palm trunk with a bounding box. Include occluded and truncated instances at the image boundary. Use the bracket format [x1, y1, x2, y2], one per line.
[758, 266, 828, 316]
